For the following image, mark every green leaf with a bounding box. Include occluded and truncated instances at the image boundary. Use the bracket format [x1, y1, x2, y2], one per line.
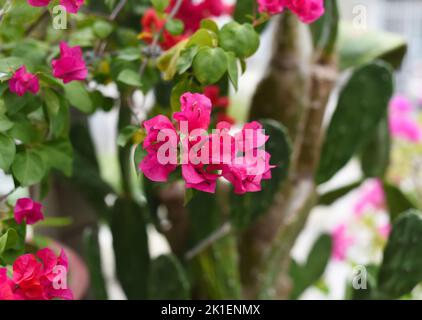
[316, 61, 394, 184]
[200, 19, 219, 34]
[193, 47, 227, 85]
[118, 125, 139, 147]
[0, 57, 25, 73]
[0, 219, 26, 265]
[290, 234, 332, 299]
[151, 0, 169, 12]
[226, 52, 239, 91]
[157, 40, 188, 81]
[8, 117, 42, 144]
[360, 116, 391, 178]
[35, 217, 73, 228]
[36, 139, 73, 177]
[176, 45, 199, 75]
[111, 199, 150, 299]
[0, 133, 15, 171]
[12, 149, 46, 187]
[0, 114, 14, 131]
[339, 22, 407, 70]
[44, 88, 61, 115]
[230, 120, 291, 230]
[377, 210, 422, 299]
[148, 254, 190, 299]
[170, 77, 201, 112]
[64, 82, 94, 114]
[383, 182, 417, 222]
[83, 228, 108, 300]
[318, 180, 364, 206]
[310, 0, 339, 58]
[117, 69, 143, 87]
[166, 18, 184, 36]
[3, 90, 36, 116]
[218, 22, 260, 59]
[186, 29, 218, 48]
[93, 20, 114, 39]
[0, 229, 18, 256]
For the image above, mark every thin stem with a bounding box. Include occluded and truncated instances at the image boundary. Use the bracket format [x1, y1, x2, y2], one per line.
[0, 189, 14, 203]
[185, 222, 232, 260]
[0, 0, 13, 24]
[109, 0, 128, 21]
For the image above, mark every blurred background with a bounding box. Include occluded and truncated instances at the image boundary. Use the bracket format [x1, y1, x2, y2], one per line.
[1, 0, 421, 299]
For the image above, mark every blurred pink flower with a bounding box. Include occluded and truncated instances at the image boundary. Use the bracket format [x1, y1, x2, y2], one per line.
[60, 0, 84, 13]
[378, 223, 392, 239]
[14, 198, 44, 225]
[354, 179, 385, 216]
[331, 224, 354, 261]
[257, 0, 285, 15]
[182, 163, 220, 193]
[9, 66, 40, 97]
[388, 95, 422, 143]
[27, 0, 51, 7]
[52, 41, 87, 84]
[258, 0, 325, 24]
[0, 268, 14, 300]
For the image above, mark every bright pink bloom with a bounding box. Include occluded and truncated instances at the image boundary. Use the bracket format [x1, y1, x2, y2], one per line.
[235, 121, 269, 153]
[182, 163, 220, 193]
[168, 0, 233, 33]
[52, 41, 87, 84]
[354, 179, 385, 216]
[331, 224, 354, 261]
[388, 96, 422, 143]
[223, 151, 274, 194]
[204, 86, 229, 109]
[60, 0, 84, 13]
[0, 268, 14, 300]
[14, 198, 44, 225]
[378, 223, 392, 239]
[9, 66, 40, 97]
[11, 248, 73, 300]
[257, 0, 285, 15]
[286, 0, 325, 24]
[173, 92, 212, 132]
[390, 95, 413, 114]
[139, 115, 178, 182]
[27, 0, 51, 7]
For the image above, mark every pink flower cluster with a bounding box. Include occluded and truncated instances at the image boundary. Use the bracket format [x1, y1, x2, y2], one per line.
[139, 92, 275, 194]
[14, 198, 44, 225]
[0, 248, 73, 300]
[353, 179, 385, 217]
[388, 95, 422, 143]
[331, 224, 354, 261]
[167, 0, 233, 33]
[9, 41, 87, 96]
[257, 0, 325, 24]
[28, 0, 84, 14]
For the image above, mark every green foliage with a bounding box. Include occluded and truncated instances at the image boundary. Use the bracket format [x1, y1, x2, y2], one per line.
[83, 228, 109, 300]
[317, 61, 394, 184]
[318, 180, 364, 206]
[218, 22, 260, 59]
[148, 254, 190, 299]
[289, 234, 332, 299]
[151, 0, 169, 12]
[360, 116, 391, 178]
[64, 82, 95, 114]
[377, 210, 422, 299]
[111, 198, 150, 299]
[12, 149, 46, 187]
[382, 182, 417, 222]
[230, 120, 291, 230]
[0, 133, 16, 171]
[0, 219, 26, 266]
[192, 47, 227, 85]
[339, 23, 407, 70]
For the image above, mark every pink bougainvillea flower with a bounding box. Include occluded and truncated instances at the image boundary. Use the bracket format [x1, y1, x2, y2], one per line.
[0, 268, 14, 300]
[14, 198, 44, 225]
[182, 163, 220, 193]
[331, 224, 354, 261]
[378, 223, 392, 239]
[139, 115, 178, 182]
[223, 151, 274, 194]
[286, 0, 325, 24]
[11, 248, 73, 300]
[258, 0, 325, 24]
[235, 121, 269, 153]
[174, 92, 213, 132]
[52, 41, 88, 84]
[204, 86, 229, 109]
[139, 8, 187, 50]
[257, 0, 286, 15]
[354, 179, 385, 216]
[9, 66, 40, 97]
[388, 95, 422, 143]
[60, 0, 84, 14]
[27, 0, 51, 7]
[168, 0, 233, 33]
